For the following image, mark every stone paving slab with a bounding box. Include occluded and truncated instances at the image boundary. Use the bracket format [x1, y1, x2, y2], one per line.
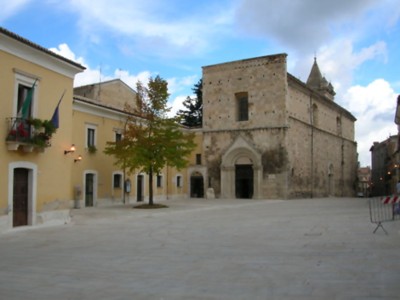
[0, 197, 399, 300]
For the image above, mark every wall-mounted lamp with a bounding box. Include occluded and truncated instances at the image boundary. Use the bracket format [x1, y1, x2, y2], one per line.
[64, 144, 76, 155]
[74, 155, 82, 163]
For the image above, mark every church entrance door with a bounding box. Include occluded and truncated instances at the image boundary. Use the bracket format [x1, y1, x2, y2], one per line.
[235, 165, 253, 199]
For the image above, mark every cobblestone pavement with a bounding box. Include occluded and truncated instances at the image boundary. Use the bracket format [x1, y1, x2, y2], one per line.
[1, 197, 399, 300]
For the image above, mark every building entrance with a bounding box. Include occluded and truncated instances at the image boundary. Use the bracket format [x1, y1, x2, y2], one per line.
[137, 175, 144, 202]
[235, 165, 253, 199]
[13, 168, 29, 227]
[190, 172, 204, 198]
[85, 173, 94, 207]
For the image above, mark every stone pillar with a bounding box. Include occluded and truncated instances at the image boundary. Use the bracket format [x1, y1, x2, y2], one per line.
[221, 166, 235, 199]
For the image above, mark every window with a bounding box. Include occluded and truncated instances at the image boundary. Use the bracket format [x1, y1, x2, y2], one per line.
[336, 116, 342, 135]
[177, 175, 182, 188]
[17, 84, 33, 118]
[113, 174, 122, 188]
[115, 132, 122, 142]
[87, 127, 96, 147]
[196, 154, 202, 165]
[156, 175, 162, 188]
[13, 72, 37, 118]
[236, 92, 249, 121]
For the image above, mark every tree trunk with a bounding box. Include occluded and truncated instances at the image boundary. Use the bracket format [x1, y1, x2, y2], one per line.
[149, 166, 154, 205]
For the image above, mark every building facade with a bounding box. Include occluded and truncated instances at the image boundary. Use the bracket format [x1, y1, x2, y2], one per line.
[72, 80, 200, 207]
[370, 135, 399, 196]
[357, 167, 371, 197]
[0, 27, 85, 232]
[201, 54, 358, 199]
[1, 28, 359, 233]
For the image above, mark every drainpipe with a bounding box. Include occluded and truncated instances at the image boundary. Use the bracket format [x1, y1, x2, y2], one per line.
[122, 117, 129, 204]
[166, 165, 169, 200]
[309, 93, 314, 198]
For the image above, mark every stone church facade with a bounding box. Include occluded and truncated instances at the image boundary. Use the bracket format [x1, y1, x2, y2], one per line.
[201, 54, 357, 199]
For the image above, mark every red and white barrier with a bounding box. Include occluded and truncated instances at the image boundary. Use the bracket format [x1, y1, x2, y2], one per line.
[381, 195, 400, 204]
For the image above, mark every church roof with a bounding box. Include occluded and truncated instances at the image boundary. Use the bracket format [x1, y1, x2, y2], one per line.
[306, 57, 336, 99]
[306, 57, 323, 89]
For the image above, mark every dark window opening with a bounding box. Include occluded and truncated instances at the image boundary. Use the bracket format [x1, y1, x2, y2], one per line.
[157, 175, 162, 188]
[115, 132, 122, 142]
[113, 174, 122, 188]
[236, 92, 249, 121]
[196, 153, 201, 165]
[177, 176, 182, 188]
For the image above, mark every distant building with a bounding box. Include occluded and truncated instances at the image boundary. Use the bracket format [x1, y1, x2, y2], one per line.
[369, 95, 400, 197]
[370, 135, 399, 196]
[357, 167, 371, 197]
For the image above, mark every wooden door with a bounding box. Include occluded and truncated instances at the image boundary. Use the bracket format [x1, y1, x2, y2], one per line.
[13, 168, 29, 227]
[85, 173, 94, 207]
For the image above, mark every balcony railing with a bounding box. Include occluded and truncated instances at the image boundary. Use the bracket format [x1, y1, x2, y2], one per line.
[5, 117, 56, 152]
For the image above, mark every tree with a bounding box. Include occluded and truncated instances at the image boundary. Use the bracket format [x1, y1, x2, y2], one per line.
[178, 78, 203, 127]
[104, 75, 196, 206]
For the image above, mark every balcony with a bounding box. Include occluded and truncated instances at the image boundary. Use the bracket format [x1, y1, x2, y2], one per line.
[5, 117, 56, 152]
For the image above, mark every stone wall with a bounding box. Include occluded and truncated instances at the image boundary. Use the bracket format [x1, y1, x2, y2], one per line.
[202, 54, 290, 199]
[201, 54, 357, 199]
[286, 77, 357, 198]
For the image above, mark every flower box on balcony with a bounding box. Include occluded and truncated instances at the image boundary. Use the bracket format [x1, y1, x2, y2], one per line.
[22, 144, 35, 152]
[6, 142, 20, 151]
[5, 117, 57, 152]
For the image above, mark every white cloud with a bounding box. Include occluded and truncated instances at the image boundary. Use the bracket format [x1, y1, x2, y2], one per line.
[234, 0, 389, 54]
[0, 0, 31, 22]
[344, 79, 398, 167]
[49, 43, 85, 65]
[114, 69, 151, 90]
[67, 0, 233, 57]
[168, 95, 190, 117]
[49, 43, 103, 87]
[167, 75, 197, 95]
[49, 42, 196, 114]
[290, 39, 388, 97]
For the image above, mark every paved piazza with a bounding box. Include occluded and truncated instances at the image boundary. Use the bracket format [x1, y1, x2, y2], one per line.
[1, 198, 399, 300]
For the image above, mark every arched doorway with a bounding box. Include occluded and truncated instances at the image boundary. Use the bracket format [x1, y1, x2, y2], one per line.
[190, 172, 204, 198]
[220, 135, 262, 199]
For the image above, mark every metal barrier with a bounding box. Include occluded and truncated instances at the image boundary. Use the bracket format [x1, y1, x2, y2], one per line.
[369, 196, 400, 234]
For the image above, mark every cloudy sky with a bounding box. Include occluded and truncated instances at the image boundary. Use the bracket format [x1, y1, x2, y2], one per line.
[1, 0, 399, 166]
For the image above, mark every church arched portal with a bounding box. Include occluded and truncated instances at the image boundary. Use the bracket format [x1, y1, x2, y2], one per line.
[190, 172, 204, 198]
[220, 135, 262, 199]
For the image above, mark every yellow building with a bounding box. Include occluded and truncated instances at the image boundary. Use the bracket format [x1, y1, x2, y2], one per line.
[72, 80, 198, 206]
[0, 27, 199, 233]
[0, 27, 85, 232]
